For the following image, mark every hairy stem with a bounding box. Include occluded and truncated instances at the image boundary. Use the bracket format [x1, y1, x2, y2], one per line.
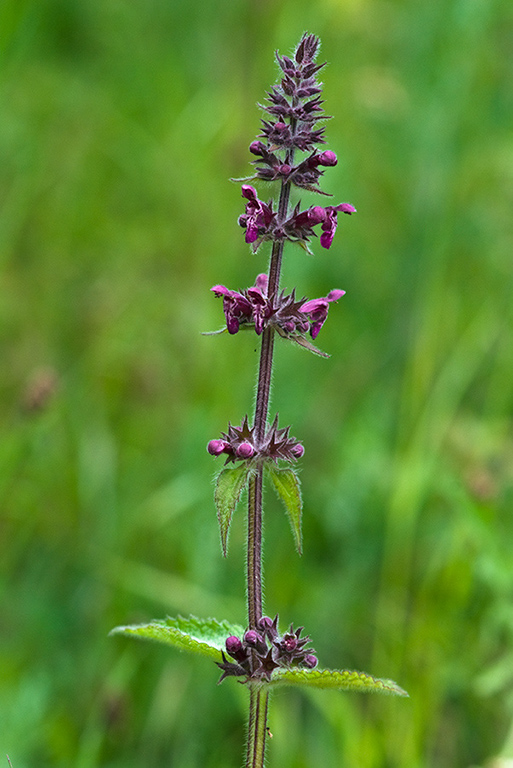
[245, 686, 270, 768]
[247, 178, 291, 629]
[245, 176, 291, 766]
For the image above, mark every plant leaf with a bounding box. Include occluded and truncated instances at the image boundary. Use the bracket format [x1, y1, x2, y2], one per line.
[214, 464, 250, 556]
[269, 667, 408, 697]
[267, 465, 303, 554]
[110, 615, 244, 661]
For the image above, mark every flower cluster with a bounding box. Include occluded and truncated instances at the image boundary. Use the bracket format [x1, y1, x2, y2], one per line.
[234, 33, 356, 253]
[238, 185, 355, 253]
[217, 615, 318, 683]
[211, 273, 345, 341]
[207, 415, 304, 464]
[260, 34, 328, 156]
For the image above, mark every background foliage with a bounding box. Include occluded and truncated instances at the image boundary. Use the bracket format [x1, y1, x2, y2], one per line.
[1, 0, 513, 766]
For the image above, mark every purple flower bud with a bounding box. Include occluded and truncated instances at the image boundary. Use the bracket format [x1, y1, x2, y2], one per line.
[304, 654, 318, 669]
[236, 442, 255, 459]
[226, 636, 243, 655]
[241, 184, 258, 200]
[244, 630, 260, 646]
[207, 439, 230, 456]
[318, 150, 338, 166]
[249, 141, 266, 156]
[279, 164, 291, 176]
[290, 443, 305, 459]
[257, 616, 275, 632]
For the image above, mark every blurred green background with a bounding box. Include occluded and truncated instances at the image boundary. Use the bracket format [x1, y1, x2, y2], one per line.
[1, 0, 513, 766]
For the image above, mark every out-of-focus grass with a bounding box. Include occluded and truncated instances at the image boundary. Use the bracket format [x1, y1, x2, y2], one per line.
[1, 0, 513, 766]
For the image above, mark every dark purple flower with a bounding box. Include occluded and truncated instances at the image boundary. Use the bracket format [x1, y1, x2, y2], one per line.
[211, 284, 253, 334]
[319, 203, 356, 249]
[239, 185, 275, 244]
[304, 654, 318, 669]
[211, 274, 272, 336]
[300, 289, 346, 339]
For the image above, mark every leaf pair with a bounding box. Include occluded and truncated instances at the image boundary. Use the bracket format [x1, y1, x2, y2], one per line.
[110, 616, 408, 697]
[214, 464, 302, 557]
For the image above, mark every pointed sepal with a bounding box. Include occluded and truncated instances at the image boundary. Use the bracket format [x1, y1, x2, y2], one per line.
[268, 667, 408, 696]
[267, 465, 303, 554]
[214, 464, 251, 556]
[110, 615, 244, 661]
[276, 326, 330, 358]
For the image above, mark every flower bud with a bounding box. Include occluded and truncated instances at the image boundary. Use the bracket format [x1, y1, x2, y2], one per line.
[318, 150, 337, 166]
[304, 654, 318, 669]
[236, 442, 255, 459]
[290, 443, 305, 459]
[279, 164, 291, 176]
[226, 635, 245, 661]
[207, 439, 229, 456]
[257, 616, 275, 636]
[244, 630, 267, 655]
[249, 141, 266, 156]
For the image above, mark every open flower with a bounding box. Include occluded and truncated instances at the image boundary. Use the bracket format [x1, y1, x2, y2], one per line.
[300, 289, 346, 339]
[238, 185, 275, 245]
[210, 284, 253, 334]
[318, 203, 356, 249]
[283, 202, 356, 251]
[211, 274, 272, 335]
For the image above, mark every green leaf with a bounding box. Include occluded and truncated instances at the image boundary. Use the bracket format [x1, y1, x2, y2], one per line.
[269, 667, 408, 697]
[267, 465, 303, 554]
[214, 464, 250, 556]
[110, 615, 244, 661]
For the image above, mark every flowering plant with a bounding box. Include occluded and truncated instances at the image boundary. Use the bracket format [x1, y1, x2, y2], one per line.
[111, 33, 407, 767]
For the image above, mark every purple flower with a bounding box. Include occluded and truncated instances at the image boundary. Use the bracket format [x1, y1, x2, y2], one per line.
[319, 203, 356, 249]
[283, 203, 355, 251]
[211, 274, 271, 336]
[238, 185, 275, 244]
[300, 289, 346, 339]
[211, 284, 253, 334]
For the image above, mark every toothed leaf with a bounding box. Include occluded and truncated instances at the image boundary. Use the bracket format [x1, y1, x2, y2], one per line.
[110, 615, 244, 661]
[269, 667, 408, 697]
[267, 466, 302, 554]
[214, 464, 250, 556]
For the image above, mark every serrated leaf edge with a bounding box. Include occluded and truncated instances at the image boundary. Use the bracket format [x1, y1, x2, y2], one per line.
[214, 464, 251, 556]
[268, 667, 408, 697]
[267, 465, 303, 554]
[110, 615, 244, 661]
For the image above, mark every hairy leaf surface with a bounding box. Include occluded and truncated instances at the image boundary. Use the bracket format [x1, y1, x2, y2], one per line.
[214, 464, 250, 556]
[269, 667, 408, 697]
[267, 465, 303, 554]
[110, 615, 244, 661]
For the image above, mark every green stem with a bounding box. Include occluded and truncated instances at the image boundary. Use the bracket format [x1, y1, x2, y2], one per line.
[245, 686, 270, 768]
